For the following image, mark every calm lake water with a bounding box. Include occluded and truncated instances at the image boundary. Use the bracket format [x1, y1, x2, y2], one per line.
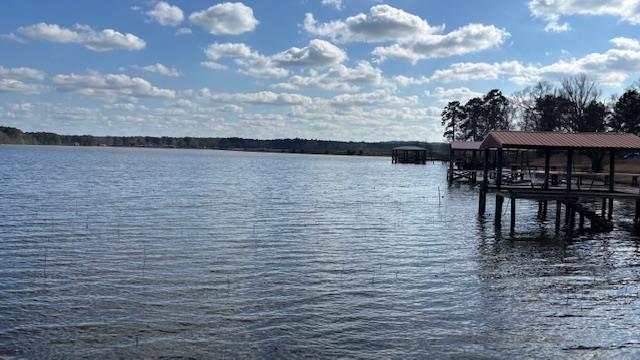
[1, 145, 640, 358]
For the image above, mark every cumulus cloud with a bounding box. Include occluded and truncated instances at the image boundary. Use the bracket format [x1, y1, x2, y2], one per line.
[147, 1, 184, 26]
[272, 61, 383, 92]
[328, 89, 418, 107]
[189, 2, 259, 35]
[205, 42, 253, 60]
[392, 75, 430, 87]
[373, 23, 509, 63]
[304, 5, 443, 43]
[304, 5, 508, 64]
[0, 79, 45, 94]
[321, 0, 343, 10]
[529, 0, 640, 32]
[610, 36, 640, 50]
[0, 65, 45, 80]
[202, 40, 346, 78]
[271, 39, 346, 67]
[425, 87, 483, 103]
[140, 63, 181, 77]
[16, 23, 145, 51]
[199, 88, 312, 105]
[427, 48, 640, 87]
[52, 72, 175, 100]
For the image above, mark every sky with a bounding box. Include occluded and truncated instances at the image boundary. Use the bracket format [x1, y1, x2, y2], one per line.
[2, 0, 640, 142]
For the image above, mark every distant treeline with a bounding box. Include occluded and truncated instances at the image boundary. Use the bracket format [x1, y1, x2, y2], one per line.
[0, 126, 449, 158]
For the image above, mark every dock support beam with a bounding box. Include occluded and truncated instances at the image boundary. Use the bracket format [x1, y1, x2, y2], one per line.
[542, 149, 550, 218]
[495, 194, 504, 227]
[555, 200, 561, 232]
[496, 149, 503, 190]
[510, 196, 516, 234]
[566, 149, 573, 192]
[479, 148, 489, 215]
[608, 150, 615, 220]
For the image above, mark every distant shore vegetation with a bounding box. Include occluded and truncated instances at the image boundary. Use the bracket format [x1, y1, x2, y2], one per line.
[0, 126, 449, 158]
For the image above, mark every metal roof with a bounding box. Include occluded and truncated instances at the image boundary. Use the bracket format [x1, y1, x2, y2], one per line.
[479, 131, 640, 150]
[450, 141, 482, 150]
[393, 146, 426, 151]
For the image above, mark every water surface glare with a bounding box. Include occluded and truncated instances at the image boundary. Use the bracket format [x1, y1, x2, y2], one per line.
[2, 145, 640, 358]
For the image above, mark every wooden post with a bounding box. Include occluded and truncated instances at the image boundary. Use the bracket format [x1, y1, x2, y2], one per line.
[479, 148, 489, 215]
[542, 149, 550, 217]
[609, 150, 615, 192]
[608, 150, 615, 220]
[602, 198, 607, 217]
[635, 199, 640, 227]
[510, 196, 516, 234]
[579, 213, 585, 230]
[495, 194, 503, 226]
[569, 205, 576, 230]
[566, 149, 573, 192]
[448, 145, 454, 182]
[555, 200, 561, 232]
[496, 148, 503, 190]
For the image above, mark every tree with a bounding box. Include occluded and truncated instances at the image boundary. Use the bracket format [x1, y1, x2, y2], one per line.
[441, 101, 465, 141]
[559, 74, 601, 132]
[532, 94, 571, 131]
[512, 81, 555, 131]
[482, 89, 512, 135]
[609, 89, 640, 134]
[461, 97, 484, 141]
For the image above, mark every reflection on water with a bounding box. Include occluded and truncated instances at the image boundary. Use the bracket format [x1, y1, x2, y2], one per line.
[1, 145, 640, 358]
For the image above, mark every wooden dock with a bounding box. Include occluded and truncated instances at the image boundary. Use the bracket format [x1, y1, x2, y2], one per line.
[471, 131, 640, 235]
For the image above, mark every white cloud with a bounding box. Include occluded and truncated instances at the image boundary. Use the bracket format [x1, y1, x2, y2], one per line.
[0, 79, 44, 94]
[52, 72, 175, 100]
[610, 36, 640, 50]
[175, 27, 192, 36]
[328, 89, 418, 107]
[0, 65, 45, 80]
[304, 5, 508, 64]
[199, 88, 312, 105]
[140, 63, 181, 77]
[425, 87, 483, 103]
[202, 40, 346, 78]
[304, 5, 443, 43]
[392, 75, 430, 87]
[0, 33, 26, 43]
[200, 61, 227, 70]
[529, 0, 640, 32]
[17, 23, 145, 51]
[272, 61, 383, 92]
[373, 23, 509, 64]
[205, 42, 253, 60]
[321, 0, 343, 10]
[147, 1, 184, 26]
[271, 39, 346, 67]
[429, 61, 529, 83]
[189, 2, 259, 35]
[428, 48, 640, 87]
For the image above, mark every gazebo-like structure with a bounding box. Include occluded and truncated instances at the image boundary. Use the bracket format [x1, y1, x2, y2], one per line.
[448, 141, 482, 182]
[477, 131, 640, 233]
[392, 146, 427, 164]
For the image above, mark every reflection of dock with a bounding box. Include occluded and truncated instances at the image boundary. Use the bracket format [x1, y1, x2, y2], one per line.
[452, 131, 640, 234]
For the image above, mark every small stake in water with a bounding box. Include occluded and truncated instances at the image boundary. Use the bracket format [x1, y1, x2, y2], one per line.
[437, 186, 441, 206]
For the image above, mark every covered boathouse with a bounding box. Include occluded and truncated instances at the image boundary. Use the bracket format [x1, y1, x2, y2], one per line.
[476, 131, 640, 234]
[392, 146, 427, 164]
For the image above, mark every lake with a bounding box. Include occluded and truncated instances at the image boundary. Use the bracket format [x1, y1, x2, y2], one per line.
[1, 145, 640, 358]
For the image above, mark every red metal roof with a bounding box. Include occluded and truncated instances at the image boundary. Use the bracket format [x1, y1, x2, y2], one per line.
[450, 141, 482, 150]
[479, 131, 640, 150]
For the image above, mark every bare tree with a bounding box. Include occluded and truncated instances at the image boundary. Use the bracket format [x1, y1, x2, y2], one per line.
[559, 74, 601, 132]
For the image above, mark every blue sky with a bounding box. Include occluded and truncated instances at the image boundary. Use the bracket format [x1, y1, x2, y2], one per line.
[2, 0, 640, 141]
